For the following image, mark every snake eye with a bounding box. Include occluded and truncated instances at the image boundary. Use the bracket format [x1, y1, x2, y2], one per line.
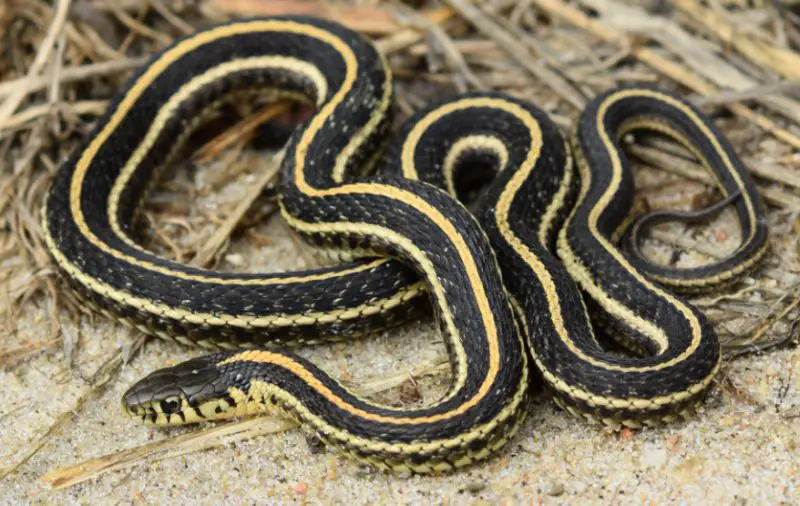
[161, 396, 181, 414]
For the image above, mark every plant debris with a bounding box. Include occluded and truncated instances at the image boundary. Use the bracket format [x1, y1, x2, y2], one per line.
[1, 0, 799, 502]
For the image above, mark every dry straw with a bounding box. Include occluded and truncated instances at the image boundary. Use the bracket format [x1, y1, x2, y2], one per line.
[0, 0, 798, 492]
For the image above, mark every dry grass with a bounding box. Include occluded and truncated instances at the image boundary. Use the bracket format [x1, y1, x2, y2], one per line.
[1, 0, 799, 497]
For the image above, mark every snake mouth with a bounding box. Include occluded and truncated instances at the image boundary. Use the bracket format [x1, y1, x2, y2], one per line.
[122, 354, 231, 425]
[122, 394, 191, 425]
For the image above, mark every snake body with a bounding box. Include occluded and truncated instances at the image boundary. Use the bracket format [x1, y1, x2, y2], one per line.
[42, 17, 768, 473]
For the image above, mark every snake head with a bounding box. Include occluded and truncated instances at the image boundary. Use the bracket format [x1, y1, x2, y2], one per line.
[122, 353, 238, 425]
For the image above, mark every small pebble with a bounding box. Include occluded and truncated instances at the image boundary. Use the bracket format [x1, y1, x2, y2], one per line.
[305, 434, 326, 455]
[641, 447, 668, 469]
[547, 481, 566, 497]
[399, 378, 422, 404]
[225, 253, 244, 266]
[464, 481, 486, 494]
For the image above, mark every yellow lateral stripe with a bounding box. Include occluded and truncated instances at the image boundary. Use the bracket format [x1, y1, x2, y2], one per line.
[441, 135, 509, 198]
[42, 210, 425, 325]
[487, 100, 679, 372]
[65, 20, 381, 286]
[219, 349, 500, 425]
[282, 213, 475, 410]
[597, 89, 758, 265]
[107, 56, 329, 253]
[330, 51, 394, 185]
[615, 115, 764, 284]
[399, 97, 702, 373]
[535, 139, 574, 249]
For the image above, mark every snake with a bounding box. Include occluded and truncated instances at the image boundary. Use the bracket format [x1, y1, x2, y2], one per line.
[41, 16, 769, 474]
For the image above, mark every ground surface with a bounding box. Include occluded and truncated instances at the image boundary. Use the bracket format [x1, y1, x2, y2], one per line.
[1, 1, 799, 504]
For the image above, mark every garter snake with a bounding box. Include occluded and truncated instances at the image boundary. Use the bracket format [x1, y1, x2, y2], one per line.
[41, 16, 769, 473]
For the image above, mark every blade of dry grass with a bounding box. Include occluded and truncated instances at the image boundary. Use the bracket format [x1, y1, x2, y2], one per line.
[145, 0, 194, 35]
[212, 0, 404, 35]
[0, 0, 71, 122]
[0, 100, 107, 135]
[186, 101, 294, 266]
[445, 0, 587, 109]
[374, 6, 456, 54]
[105, 0, 172, 45]
[696, 80, 800, 106]
[576, 0, 800, 127]
[626, 143, 800, 210]
[190, 156, 281, 267]
[0, 58, 146, 99]
[0, 333, 147, 481]
[725, 287, 800, 355]
[674, 0, 800, 81]
[532, 0, 800, 151]
[40, 417, 299, 490]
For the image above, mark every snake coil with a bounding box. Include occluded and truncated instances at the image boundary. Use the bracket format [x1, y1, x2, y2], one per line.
[42, 17, 768, 473]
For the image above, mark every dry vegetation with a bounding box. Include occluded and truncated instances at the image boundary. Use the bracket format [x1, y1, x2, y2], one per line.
[1, 0, 799, 496]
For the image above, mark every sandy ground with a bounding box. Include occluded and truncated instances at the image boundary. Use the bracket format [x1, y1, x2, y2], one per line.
[2, 3, 799, 502]
[2, 196, 798, 505]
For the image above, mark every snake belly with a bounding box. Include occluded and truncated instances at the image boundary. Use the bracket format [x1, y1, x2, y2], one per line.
[41, 15, 769, 473]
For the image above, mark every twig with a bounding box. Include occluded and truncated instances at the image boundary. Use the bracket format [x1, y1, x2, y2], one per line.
[193, 102, 291, 162]
[673, 0, 800, 81]
[211, 0, 405, 35]
[0, 333, 147, 481]
[105, 0, 172, 45]
[145, 0, 194, 35]
[695, 79, 800, 105]
[0, 100, 108, 135]
[445, 0, 587, 109]
[0, 57, 147, 99]
[532, 0, 800, 151]
[0, 0, 71, 122]
[190, 157, 281, 268]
